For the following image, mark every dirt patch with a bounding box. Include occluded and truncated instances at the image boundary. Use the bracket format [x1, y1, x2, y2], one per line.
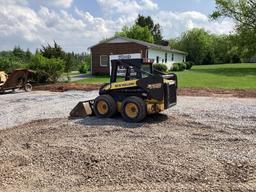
[34, 83, 256, 98]
[0, 114, 256, 191]
[34, 83, 102, 92]
[178, 87, 256, 98]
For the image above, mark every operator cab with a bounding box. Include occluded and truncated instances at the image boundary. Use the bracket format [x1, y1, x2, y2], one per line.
[110, 58, 154, 83]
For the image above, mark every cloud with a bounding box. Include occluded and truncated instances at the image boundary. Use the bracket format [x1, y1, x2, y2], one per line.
[0, 1, 131, 52]
[140, 0, 158, 10]
[0, 0, 28, 5]
[0, 3, 41, 41]
[96, 0, 157, 16]
[0, 0, 235, 52]
[153, 10, 234, 37]
[40, 0, 74, 8]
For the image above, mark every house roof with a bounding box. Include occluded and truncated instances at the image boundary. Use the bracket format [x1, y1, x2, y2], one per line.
[89, 36, 188, 55]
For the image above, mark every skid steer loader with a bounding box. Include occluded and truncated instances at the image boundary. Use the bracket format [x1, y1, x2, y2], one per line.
[70, 58, 177, 123]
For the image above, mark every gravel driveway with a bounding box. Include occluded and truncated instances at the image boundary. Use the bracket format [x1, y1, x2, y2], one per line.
[0, 90, 255, 129]
[0, 91, 256, 191]
[0, 90, 97, 129]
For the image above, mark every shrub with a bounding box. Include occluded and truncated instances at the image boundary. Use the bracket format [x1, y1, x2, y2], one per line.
[153, 64, 168, 73]
[79, 65, 87, 74]
[185, 61, 194, 70]
[0, 55, 25, 73]
[29, 53, 64, 83]
[171, 62, 194, 71]
[172, 63, 185, 71]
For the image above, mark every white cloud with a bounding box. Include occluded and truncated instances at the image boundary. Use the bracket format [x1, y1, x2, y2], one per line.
[0, 2, 132, 52]
[140, 0, 158, 10]
[0, 0, 235, 52]
[96, 0, 157, 16]
[0, 0, 28, 5]
[40, 0, 74, 8]
[0, 3, 41, 41]
[153, 10, 234, 37]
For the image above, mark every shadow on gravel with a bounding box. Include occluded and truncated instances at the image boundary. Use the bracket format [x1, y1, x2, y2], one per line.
[0, 91, 21, 95]
[71, 113, 169, 129]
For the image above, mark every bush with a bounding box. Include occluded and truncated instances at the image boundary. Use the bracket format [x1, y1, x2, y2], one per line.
[79, 63, 89, 74]
[29, 53, 64, 83]
[171, 62, 194, 71]
[0, 55, 25, 73]
[153, 64, 168, 73]
[79, 65, 86, 74]
[172, 63, 185, 71]
[184, 61, 194, 69]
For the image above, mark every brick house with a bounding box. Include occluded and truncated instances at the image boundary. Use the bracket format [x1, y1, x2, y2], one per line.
[89, 36, 187, 75]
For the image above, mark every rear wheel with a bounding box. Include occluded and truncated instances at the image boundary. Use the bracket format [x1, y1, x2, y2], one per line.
[121, 96, 146, 123]
[93, 95, 116, 118]
[24, 83, 32, 92]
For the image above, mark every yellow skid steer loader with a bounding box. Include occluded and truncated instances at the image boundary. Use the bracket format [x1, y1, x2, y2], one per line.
[70, 59, 177, 123]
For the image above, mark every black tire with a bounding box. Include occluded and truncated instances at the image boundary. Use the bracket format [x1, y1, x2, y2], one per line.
[121, 96, 146, 123]
[24, 83, 32, 92]
[93, 95, 116, 118]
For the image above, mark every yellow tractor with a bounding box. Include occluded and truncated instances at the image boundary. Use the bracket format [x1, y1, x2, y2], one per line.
[70, 59, 177, 123]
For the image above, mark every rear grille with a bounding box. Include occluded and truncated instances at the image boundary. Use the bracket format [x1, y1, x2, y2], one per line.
[164, 83, 177, 109]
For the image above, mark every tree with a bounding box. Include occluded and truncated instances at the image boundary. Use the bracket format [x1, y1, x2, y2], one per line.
[64, 53, 75, 81]
[0, 56, 22, 72]
[40, 41, 65, 59]
[13, 46, 25, 59]
[170, 29, 242, 64]
[152, 24, 164, 45]
[136, 15, 154, 31]
[211, 0, 256, 57]
[211, 0, 256, 30]
[116, 24, 154, 43]
[170, 28, 214, 65]
[29, 53, 64, 83]
[25, 49, 32, 61]
[136, 15, 164, 45]
[79, 56, 91, 74]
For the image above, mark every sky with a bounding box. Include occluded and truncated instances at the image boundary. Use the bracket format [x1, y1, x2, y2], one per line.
[0, 0, 235, 53]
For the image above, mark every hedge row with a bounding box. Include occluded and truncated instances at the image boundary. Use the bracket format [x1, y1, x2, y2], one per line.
[153, 62, 194, 73]
[153, 64, 168, 73]
[172, 62, 193, 71]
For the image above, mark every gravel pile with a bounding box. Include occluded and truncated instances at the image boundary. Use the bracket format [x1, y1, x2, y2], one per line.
[0, 90, 98, 129]
[0, 91, 255, 191]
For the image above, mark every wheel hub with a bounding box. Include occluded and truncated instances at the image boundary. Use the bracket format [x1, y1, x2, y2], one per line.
[97, 100, 108, 115]
[125, 103, 139, 118]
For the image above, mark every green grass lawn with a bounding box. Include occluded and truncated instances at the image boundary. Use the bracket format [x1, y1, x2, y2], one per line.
[76, 75, 111, 83]
[75, 63, 256, 89]
[176, 63, 256, 89]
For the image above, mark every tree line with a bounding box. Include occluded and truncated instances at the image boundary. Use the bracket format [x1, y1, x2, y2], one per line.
[116, 0, 256, 65]
[0, 42, 90, 83]
[169, 29, 242, 65]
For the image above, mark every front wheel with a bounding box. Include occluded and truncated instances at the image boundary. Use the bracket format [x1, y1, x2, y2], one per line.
[93, 95, 117, 118]
[24, 83, 32, 92]
[121, 96, 146, 123]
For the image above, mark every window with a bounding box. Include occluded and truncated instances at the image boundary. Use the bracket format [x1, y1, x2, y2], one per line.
[100, 55, 108, 67]
[156, 56, 159, 63]
[165, 53, 167, 63]
[172, 54, 174, 61]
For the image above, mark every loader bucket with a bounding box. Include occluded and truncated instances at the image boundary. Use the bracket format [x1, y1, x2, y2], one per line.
[70, 100, 95, 118]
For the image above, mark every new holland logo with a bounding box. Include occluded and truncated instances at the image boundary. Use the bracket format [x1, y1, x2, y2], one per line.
[147, 83, 162, 89]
